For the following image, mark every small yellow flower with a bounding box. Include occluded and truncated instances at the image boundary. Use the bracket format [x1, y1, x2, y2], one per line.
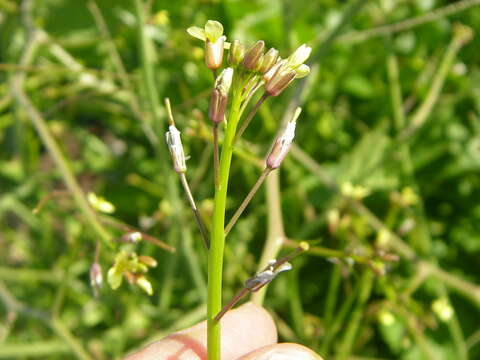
[432, 298, 454, 322]
[87, 192, 115, 214]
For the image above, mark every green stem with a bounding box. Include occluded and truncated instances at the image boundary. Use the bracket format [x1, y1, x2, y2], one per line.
[11, 70, 111, 248]
[251, 171, 285, 305]
[336, 270, 374, 360]
[207, 83, 243, 360]
[224, 168, 271, 236]
[323, 264, 341, 328]
[319, 276, 360, 356]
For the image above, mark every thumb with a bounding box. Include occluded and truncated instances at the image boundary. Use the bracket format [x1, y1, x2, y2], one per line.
[125, 302, 277, 360]
[237, 343, 323, 360]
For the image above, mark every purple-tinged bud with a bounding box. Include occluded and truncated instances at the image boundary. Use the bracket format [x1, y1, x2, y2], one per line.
[266, 107, 301, 169]
[258, 48, 279, 74]
[264, 66, 296, 97]
[263, 59, 285, 83]
[205, 36, 226, 70]
[209, 89, 227, 124]
[209, 67, 233, 123]
[90, 262, 103, 296]
[138, 255, 158, 268]
[242, 40, 265, 70]
[166, 125, 187, 173]
[228, 40, 245, 66]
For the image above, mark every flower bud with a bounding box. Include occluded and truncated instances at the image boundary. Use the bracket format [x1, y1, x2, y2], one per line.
[215, 67, 233, 96]
[228, 40, 245, 66]
[136, 275, 153, 296]
[258, 48, 279, 74]
[166, 125, 187, 173]
[287, 44, 312, 67]
[264, 65, 296, 97]
[90, 262, 103, 296]
[205, 36, 225, 70]
[266, 107, 301, 169]
[242, 40, 265, 71]
[209, 67, 233, 123]
[263, 59, 285, 83]
[138, 255, 158, 268]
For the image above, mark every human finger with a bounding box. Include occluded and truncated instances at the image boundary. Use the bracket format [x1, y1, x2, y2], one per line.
[124, 302, 277, 360]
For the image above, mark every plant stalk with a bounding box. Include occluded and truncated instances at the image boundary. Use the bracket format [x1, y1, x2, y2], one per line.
[207, 83, 243, 360]
[235, 93, 269, 142]
[180, 173, 210, 248]
[224, 168, 271, 236]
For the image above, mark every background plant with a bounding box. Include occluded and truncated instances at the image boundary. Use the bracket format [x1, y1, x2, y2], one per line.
[1, 0, 480, 359]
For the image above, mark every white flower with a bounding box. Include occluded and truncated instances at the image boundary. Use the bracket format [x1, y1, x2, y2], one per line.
[187, 20, 231, 48]
[166, 125, 187, 173]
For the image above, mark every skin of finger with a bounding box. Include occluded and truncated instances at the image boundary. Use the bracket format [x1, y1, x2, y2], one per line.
[124, 302, 277, 360]
[236, 343, 323, 360]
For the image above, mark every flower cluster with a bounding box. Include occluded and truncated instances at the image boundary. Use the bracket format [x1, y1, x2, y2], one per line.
[107, 251, 157, 295]
[188, 20, 311, 113]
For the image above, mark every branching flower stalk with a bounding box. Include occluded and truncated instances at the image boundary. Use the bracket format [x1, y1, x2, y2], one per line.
[225, 107, 302, 235]
[214, 242, 309, 322]
[165, 98, 210, 248]
[181, 20, 312, 360]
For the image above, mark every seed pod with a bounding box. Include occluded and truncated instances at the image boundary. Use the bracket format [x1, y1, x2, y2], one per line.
[258, 48, 279, 74]
[228, 40, 245, 66]
[242, 40, 265, 71]
[266, 107, 301, 169]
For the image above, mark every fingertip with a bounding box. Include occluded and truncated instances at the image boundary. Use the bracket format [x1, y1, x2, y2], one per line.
[216, 302, 278, 358]
[123, 302, 277, 360]
[237, 343, 323, 360]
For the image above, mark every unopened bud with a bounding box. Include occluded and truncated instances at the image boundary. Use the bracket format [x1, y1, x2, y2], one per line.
[209, 67, 233, 123]
[215, 67, 233, 96]
[263, 59, 284, 83]
[166, 125, 187, 173]
[136, 275, 153, 296]
[228, 40, 245, 66]
[287, 44, 312, 67]
[258, 48, 279, 74]
[138, 255, 158, 268]
[125, 231, 142, 243]
[90, 262, 103, 296]
[265, 65, 296, 96]
[242, 40, 265, 70]
[205, 36, 225, 70]
[266, 107, 301, 169]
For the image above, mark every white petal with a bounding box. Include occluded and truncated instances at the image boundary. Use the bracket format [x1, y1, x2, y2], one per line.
[288, 44, 312, 67]
[295, 64, 310, 78]
[205, 20, 223, 42]
[187, 26, 206, 41]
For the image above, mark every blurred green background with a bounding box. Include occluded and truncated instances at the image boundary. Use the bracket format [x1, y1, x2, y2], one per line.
[1, 0, 480, 359]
